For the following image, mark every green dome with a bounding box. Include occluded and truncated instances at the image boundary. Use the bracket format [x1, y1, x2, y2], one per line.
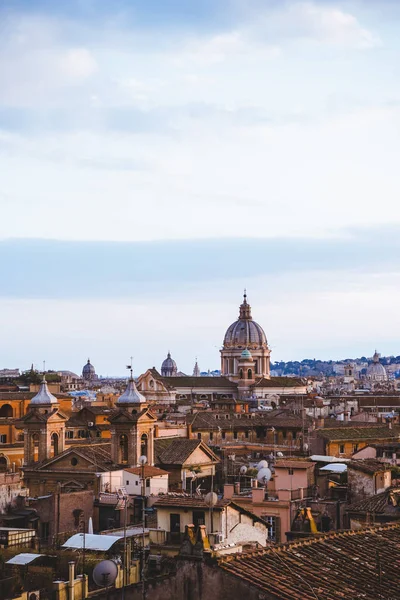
[241, 348, 253, 359]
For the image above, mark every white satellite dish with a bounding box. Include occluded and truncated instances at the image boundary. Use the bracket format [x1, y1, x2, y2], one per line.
[257, 460, 269, 471]
[257, 467, 272, 485]
[93, 560, 118, 588]
[276, 452, 284, 458]
[204, 492, 218, 507]
[240, 465, 248, 475]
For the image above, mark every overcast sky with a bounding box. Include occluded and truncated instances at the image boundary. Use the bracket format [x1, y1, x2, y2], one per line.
[1, 0, 400, 376]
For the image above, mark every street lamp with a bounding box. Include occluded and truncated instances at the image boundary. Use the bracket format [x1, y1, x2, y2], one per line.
[139, 455, 147, 600]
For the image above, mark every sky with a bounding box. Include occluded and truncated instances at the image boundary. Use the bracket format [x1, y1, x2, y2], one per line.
[1, 0, 400, 376]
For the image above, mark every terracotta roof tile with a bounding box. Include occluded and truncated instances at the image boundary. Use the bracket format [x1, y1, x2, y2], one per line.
[347, 459, 391, 474]
[347, 487, 400, 515]
[124, 466, 169, 477]
[219, 523, 400, 600]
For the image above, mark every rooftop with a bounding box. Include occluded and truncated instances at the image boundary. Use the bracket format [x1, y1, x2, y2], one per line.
[155, 438, 219, 466]
[347, 487, 400, 515]
[219, 523, 400, 600]
[347, 459, 391, 475]
[124, 465, 169, 477]
[317, 425, 400, 442]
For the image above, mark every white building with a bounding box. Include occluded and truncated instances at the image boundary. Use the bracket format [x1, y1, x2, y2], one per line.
[123, 466, 169, 497]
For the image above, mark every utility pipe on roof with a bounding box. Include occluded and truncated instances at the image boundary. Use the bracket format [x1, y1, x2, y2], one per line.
[68, 561, 75, 600]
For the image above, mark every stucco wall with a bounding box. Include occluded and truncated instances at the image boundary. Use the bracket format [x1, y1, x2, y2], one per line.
[222, 505, 267, 546]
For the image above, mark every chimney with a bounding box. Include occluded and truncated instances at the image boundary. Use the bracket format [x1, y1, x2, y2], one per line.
[344, 412, 349, 423]
[223, 484, 234, 499]
[252, 488, 265, 503]
[251, 478, 258, 488]
[187, 424, 193, 438]
[234, 482, 240, 495]
[316, 416, 324, 428]
[154, 424, 159, 438]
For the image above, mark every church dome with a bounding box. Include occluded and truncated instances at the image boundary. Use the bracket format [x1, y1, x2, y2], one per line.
[223, 293, 267, 349]
[82, 359, 96, 379]
[117, 377, 147, 405]
[30, 375, 58, 406]
[366, 351, 388, 381]
[161, 352, 177, 377]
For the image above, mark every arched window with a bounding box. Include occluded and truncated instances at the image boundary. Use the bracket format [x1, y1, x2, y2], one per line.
[51, 433, 59, 457]
[247, 369, 252, 379]
[0, 456, 8, 472]
[0, 404, 13, 418]
[149, 379, 154, 388]
[141, 433, 148, 459]
[119, 434, 128, 464]
[239, 369, 243, 379]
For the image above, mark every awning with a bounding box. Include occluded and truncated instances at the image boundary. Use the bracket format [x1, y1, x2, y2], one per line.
[6, 553, 43, 565]
[62, 533, 123, 551]
[320, 463, 347, 473]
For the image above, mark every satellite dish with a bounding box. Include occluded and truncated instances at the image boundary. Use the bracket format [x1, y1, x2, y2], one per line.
[93, 560, 118, 588]
[303, 443, 309, 451]
[257, 460, 269, 471]
[257, 467, 272, 485]
[204, 492, 218, 507]
[276, 452, 284, 458]
[240, 465, 247, 475]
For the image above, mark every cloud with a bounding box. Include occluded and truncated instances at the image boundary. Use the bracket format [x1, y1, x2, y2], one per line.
[252, 2, 380, 49]
[0, 226, 399, 300]
[59, 47, 98, 79]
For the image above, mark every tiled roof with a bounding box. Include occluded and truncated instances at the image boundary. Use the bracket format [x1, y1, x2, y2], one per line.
[155, 439, 219, 466]
[357, 396, 400, 407]
[347, 459, 391, 474]
[347, 487, 400, 515]
[317, 425, 400, 441]
[253, 377, 306, 388]
[187, 411, 308, 431]
[219, 523, 400, 600]
[159, 376, 238, 390]
[153, 494, 229, 510]
[124, 466, 169, 477]
[0, 392, 70, 400]
[274, 460, 315, 470]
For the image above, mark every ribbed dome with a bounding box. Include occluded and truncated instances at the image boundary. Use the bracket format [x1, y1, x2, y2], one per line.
[161, 352, 177, 377]
[117, 377, 147, 405]
[366, 351, 387, 381]
[30, 376, 58, 406]
[82, 359, 96, 378]
[223, 293, 267, 349]
[240, 348, 253, 359]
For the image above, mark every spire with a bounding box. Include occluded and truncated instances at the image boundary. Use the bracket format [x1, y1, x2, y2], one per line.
[239, 289, 252, 319]
[193, 358, 200, 377]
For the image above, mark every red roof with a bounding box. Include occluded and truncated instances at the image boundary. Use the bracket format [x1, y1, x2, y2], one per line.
[124, 466, 169, 477]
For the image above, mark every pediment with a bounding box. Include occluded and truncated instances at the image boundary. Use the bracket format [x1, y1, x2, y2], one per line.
[61, 479, 85, 491]
[36, 448, 99, 471]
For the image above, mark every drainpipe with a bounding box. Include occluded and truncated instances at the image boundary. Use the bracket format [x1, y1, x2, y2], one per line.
[68, 561, 75, 600]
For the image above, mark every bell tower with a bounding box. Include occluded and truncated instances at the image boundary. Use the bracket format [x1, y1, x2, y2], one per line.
[109, 370, 156, 467]
[16, 375, 66, 465]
